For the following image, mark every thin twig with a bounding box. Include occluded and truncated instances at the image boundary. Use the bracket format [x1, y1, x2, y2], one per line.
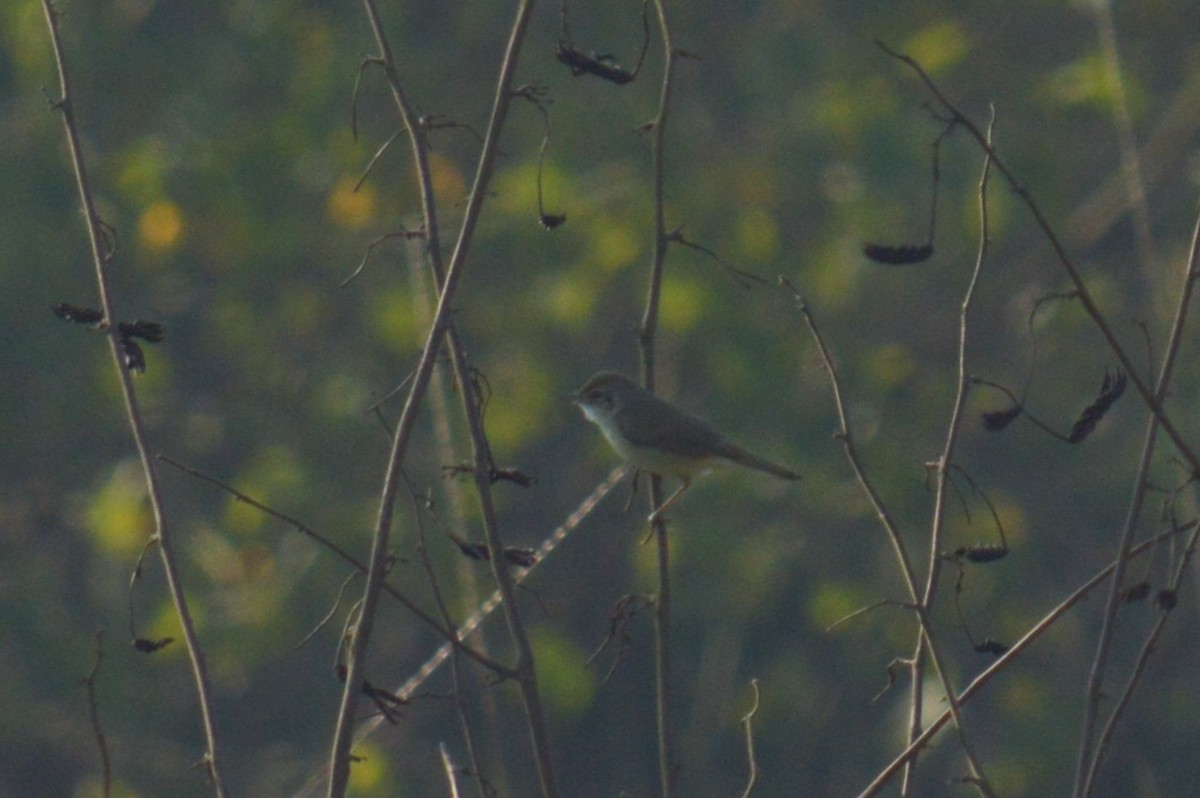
[782, 279, 993, 797]
[1085, 507, 1200, 795]
[81, 631, 112, 798]
[739, 679, 762, 798]
[40, 3, 227, 793]
[157, 454, 513, 676]
[875, 40, 1200, 478]
[295, 571, 362, 651]
[440, 742, 462, 798]
[636, 3, 678, 796]
[326, 1, 541, 795]
[292, 468, 625, 798]
[352, 1, 562, 793]
[904, 107, 999, 797]
[1075, 200, 1200, 797]
[409, 480, 489, 798]
[855, 522, 1195, 798]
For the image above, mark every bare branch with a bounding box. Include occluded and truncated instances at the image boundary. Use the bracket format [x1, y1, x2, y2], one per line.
[40, 3, 227, 792]
[739, 680, 762, 798]
[80, 631, 112, 798]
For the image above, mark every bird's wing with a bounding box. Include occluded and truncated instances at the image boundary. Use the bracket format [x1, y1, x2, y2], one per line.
[616, 395, 728, 458]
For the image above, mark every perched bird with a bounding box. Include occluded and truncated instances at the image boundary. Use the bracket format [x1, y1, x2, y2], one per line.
[572, 371, 800, 522]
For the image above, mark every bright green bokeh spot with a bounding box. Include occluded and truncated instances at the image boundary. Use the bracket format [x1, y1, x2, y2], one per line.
[530, 628, 595, 718]
[4, 1, 53, 82]
[904, 20, 969, 76]
[867, 343, 916, 388]
[807, 581, 864, 630]
[814, 80, 862, 141]
[84, 461, 153, 556]
[72, 776, 140, 798]
[737, 205, 781, 264]
[814, 77, 896, 143]
[485, 359, 553, 451]
[347, 740, 390, 794]
[315, 371, 374, 419]
[493, 163, 536, 213]
[1044, 52, 1117, 111]
[143, 598, 191, 660]
[730, 542, 786, 614]
[541, 271, 599, 328]
[367, 285, 421, 352]
[808, 237, 865, 309]
[225, 445, 305, 535]
[660, 274, 706, 333]
[116, 138, 171, 205]
[589, 218, 641, 273]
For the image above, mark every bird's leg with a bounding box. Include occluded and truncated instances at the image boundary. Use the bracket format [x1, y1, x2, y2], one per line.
[622, 468, 643, 512]
[647, 478, 691, 525]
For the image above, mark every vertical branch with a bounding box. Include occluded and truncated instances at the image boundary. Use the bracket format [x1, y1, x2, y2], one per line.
[40, 4, 227, 795]
[903, 110, 999, 797]
[636, 2, 677, 796]
[82, 631, 112, 798]
[786, 280, 992, 797]
[366, 0, 560, 792]
[1074, 204, 1200, 797]
[738, 679, 762, 798]
[410, 485, 489, 798]
[327, 2, 541, 796]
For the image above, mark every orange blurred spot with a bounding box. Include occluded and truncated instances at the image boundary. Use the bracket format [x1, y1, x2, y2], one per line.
[328, 177, 377, 229]
[138, 200, 184, 253]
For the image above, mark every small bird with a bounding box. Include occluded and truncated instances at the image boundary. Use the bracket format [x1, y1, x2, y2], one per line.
[572, 371, 800, 522]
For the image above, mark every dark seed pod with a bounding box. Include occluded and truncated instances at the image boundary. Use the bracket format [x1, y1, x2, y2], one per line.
[975, 639, 1008, 656]
[1067, 370, 1126, 443]
[133, 636, 174, 654]
[1121, 581, 1150, 603]
[862, 242, 934, 265]
[52, 302, 104, 324]
[119, 319, 165, 343]
[982, 404, 1023, 431]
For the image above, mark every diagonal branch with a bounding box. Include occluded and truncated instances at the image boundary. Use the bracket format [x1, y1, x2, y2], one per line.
[157, 454, 514, 677]
[327, 1, 544, 796]
[1075, 199, 1200, 797]
[855, 521, 1194, 798]
[40, 3, 228, 794]
[875, 40, 1200, 478]
[784, 276, 994, 797]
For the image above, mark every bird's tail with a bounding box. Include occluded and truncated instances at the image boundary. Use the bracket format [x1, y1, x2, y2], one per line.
[723, 445, 801, 480]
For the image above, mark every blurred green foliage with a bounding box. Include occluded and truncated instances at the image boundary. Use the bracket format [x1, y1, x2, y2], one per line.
[3, 0, 1200, 796]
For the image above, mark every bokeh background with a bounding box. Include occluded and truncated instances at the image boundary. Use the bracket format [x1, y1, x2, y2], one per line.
[3, 1, 1200, 796]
